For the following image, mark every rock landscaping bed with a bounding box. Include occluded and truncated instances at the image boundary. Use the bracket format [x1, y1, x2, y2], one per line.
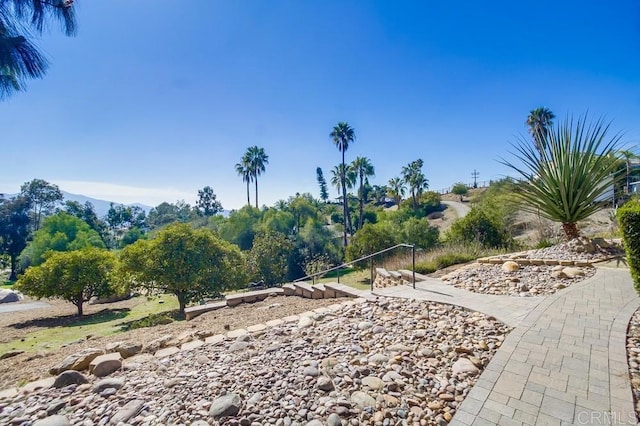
[0, 297, 511, 425]
[441, 262, 596, 296]
[627, 308, 640, 423]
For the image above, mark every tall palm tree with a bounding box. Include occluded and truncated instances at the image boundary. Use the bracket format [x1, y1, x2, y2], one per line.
[502, 114, 623, 240]
[330, 164, 355, 235]
[387, 177, 406, 206]
[245, 146, 269, 208]
[350, 157, 375, 230]
[1, 0, 76, 100]
[234, 156, 252, 207]
[527, 107, 556, 155]
[402, 159, 428, 209]
[330, 122, 355, 246]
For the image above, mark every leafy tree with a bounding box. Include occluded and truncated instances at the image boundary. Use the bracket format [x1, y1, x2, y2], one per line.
[62, 200, 102, 231]
[1, 0, 76, 100]
[245, 146, 269, 208]
[19, 212, 105, 269]
[118, 223, 247, 315]
[368, 184, 388, 205]
[260, 208, 295, 235]
[387, 177, 406, 206]
[288, 193, 318, 234]
[119, 227, 145, 248]
[502, 114, 623, 239]
[235, 157, 253, 207]
[330, 122, 355, 247]
[248, 231, 294, 285]
[618, 149, 639, 194]
[346, 222, 399, 262]
[16, 248, 116, 316]
[446, 207, 511, 248]
[196, 186, 223, 216]
[526, 107, 555, 155]
[218, 206, 261, 250]
[401, 217, 439, 249]
[0, 195, 30, 280]
[402, 160, 428, 209]
[451, 182, 469, 201]
[20, 179, 63, 231]
[146, 201, 194, 229]
[316, 167, 329, 202]
[350, 156, 375, 230]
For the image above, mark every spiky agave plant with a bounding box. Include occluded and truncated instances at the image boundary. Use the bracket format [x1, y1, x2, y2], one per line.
[501, 114, 624, 240]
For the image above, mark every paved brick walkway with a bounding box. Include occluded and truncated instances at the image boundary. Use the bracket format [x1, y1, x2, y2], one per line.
[377, 266, 640, 425]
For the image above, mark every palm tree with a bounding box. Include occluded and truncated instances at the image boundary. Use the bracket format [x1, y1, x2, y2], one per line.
[502, 114, 623, 240]
[330, 122, 355, 246]
[402, 159, 428, 209]
[618, 149, 639, 194]
[1, 0, 76, 100]
[234, 156, 252, 207]
[245, 146, 269, 208]
[330, 164, 355, 234]
[350, 156, 375, 230]
[526, 107, 556, 155]
[387, 177, 406, 206]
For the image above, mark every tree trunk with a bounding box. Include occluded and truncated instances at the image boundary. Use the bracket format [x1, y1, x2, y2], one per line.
[177, 293, 187, 318]
[75, 300, 83, 316]
[358, 176, 364, 230]
[9, 254, 17, 281]
[341, 150, 348, 247]
[562, 222, 580, 240]
[246, 181, 250, 206]
[255, 177, 259, 208]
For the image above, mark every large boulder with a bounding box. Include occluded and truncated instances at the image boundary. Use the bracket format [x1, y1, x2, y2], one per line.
[0, 289, 22, 304]
[51, 348, 104, 375]
[501, 261, 520, 272]
[89, 353, 122, 377]
[105, 341, 142, 359]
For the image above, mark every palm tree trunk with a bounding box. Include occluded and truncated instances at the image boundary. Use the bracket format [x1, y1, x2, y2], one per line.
[561, 222, 580, 240]
[341, 150, 348, 247]
[358, 176, 364, 230]
[255, 177, 259, 208]
[246, 181, 250, 206]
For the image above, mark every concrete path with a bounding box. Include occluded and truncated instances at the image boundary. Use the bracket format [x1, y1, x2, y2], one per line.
[443, 200, 471, 219]
[0, 301, 49, 314]
[375, 266, 639, 425]
[373, 278, 543, 327]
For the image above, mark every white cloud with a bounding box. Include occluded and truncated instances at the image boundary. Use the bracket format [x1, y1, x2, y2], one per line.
[51, 180, 196, 207]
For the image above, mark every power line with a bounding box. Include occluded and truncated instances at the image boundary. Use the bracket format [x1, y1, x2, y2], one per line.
[471, 170, 480, 188]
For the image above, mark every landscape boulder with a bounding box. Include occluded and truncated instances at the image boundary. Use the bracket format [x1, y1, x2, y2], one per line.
[105, 341, 142, 359]
[51, 348, 104, 375]
[53, 370, 88, 388]
[501, 261, 519, 272]
[0, 289, 22, 304]
[209, 393, 242, 418]
[89, 353, 122, 377]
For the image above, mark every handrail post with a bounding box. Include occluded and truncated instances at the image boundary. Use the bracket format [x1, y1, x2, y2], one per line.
[412, 244, 416, 289]
[337, 268, 340, 283]
[370, 256, 374, 292]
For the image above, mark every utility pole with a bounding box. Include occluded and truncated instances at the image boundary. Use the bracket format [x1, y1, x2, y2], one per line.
[471, 170, 479, 188]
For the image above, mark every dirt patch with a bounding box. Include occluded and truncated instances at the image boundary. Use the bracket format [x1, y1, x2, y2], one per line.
[0, 295, 347, 390]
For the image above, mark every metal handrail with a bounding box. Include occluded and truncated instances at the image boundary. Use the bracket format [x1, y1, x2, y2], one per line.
[293, 243, 417, 290]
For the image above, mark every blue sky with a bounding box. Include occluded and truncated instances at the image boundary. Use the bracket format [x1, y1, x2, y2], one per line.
[2, 1, 639, 210]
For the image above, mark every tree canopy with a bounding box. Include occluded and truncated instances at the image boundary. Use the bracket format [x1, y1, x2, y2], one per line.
[0, 195, 30, 280]
[118, 223, 247, 315]
[16, 247, 117, 316]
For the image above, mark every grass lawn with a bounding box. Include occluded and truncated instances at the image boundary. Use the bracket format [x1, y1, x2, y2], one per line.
[0, 296, 179, 353]
[1, 281, 13, 289]
[317, 267, 372, 291]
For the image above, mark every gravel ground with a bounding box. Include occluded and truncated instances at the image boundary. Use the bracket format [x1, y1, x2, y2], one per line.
[0, 295, 345, 391]
[0, 297, 511, 426]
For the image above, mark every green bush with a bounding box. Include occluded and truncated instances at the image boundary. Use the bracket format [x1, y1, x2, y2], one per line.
[411, 242, 490, 274]
[617, 200, 640, 292]
[446, 207, 511, 248]
[346, 222, 399, 263]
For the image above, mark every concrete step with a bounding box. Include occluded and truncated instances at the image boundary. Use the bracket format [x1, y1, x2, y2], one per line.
[226, 288, 284, 307]
[375, 267, 391, 278]
[184, 301, 226, 321]
[313, 283, 327, 299]
[323, 282, 376, 301]
[293, 281, 314, 298]
[282, 283, 296, 296]
[398, 269, 429, 283]
[389, 271, 402, 279]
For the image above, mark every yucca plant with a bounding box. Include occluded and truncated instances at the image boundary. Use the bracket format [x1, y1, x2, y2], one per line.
[501, 114, 624, 240]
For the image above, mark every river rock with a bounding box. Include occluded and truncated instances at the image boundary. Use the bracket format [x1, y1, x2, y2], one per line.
[93, 377, 124, 393]
[33, 415, 70, 426]
[0, 289, 22, 303]
[209, 393, 242, 417]
[53, 370, 88, 388]
[109, 399, 144, 424]
[105, 341, 142, 358]
[501, 261, 519, 272]
[350, 391, 375, 408]
[452, 358, 480, 375]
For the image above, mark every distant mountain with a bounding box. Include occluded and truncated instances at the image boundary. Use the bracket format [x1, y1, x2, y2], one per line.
[4, 191, 152, 218]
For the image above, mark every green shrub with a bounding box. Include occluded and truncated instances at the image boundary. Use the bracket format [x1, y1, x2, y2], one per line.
[446, 207, 511, 248]
[401, 218, 439, 250]
[617, 200, 640, 292]
[411, 242, 491, 274]
[346, 222, 399, 263]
